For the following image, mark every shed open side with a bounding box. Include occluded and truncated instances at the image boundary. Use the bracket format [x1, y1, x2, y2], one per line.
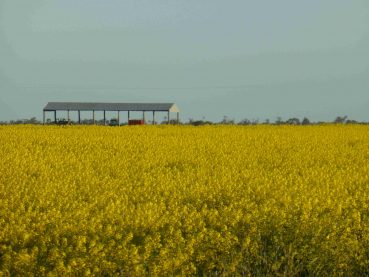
[43, 102, 180, 125]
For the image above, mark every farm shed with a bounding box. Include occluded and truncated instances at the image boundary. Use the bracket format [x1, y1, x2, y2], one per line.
[43, 102, 180, 125]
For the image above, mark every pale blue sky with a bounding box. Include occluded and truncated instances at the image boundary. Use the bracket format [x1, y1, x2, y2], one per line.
[0, 0, 368, 122]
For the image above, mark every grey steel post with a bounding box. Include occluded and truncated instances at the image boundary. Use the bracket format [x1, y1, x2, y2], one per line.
[128, 111, 130, 122]
[54, 110, 57, 124]
[152, 111, 155, 125]
[67, 110, 70, 124]
[117, 111, 120, 125]
[143, 111, 145, 123]
[93, 110, 95, 125]
[104, 110, 106, 125]
[78, 110, 81, 124]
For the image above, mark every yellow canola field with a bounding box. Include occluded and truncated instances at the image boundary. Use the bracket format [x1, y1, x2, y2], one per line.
[1, 125, 369, 275]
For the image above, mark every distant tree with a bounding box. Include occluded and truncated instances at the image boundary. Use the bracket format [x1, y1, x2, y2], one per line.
[334, 116, 348, 124]
[302, 117, 310, 125]
[275, 117, 284, 125]
[220, 116, 235, 125]
[346, 119, 358, 124]
[251, 118, 259, 125]
[24, 117, 40, 124]
[187, 119, 213, 126]
[286, 118, 301, 125]
[238, 118, 251, 125]
[263, 119, 270, 125]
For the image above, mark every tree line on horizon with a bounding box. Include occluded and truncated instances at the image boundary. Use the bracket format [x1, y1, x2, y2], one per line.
[0, 115, 367, 126]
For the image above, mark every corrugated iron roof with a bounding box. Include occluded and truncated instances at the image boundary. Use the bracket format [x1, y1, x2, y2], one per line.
[44, 102, 179, 112]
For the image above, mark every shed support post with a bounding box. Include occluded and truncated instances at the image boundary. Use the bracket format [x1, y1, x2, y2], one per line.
[104, 110, 106, 125]
[177, 112, 179, 125]
[168, 111, 170, 124]
[143, 111, 145, 123]
[153, 111, 155, 125]
[117, 111, 120, 125]
[54, 110, 57, 124]
[78, 110, 81, 124]
[93, 110, 95, 125]
[128, 111, 130, 122]
[67, 110, 70, 124]
[43, 110, 45, 125]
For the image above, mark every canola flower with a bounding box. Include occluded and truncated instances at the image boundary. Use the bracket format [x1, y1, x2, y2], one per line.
[1, 125, 369, 275]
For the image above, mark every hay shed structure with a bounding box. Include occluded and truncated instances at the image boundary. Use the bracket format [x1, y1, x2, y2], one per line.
[43, 102, 180, 125]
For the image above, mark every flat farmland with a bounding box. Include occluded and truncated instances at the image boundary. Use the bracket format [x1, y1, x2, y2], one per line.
[1, 125, 369, 275]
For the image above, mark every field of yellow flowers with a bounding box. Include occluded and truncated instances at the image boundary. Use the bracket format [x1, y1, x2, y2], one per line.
[1, 125, 369, 275]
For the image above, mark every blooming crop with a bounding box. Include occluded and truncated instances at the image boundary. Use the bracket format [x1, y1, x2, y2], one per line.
[1, 125, 369, 275]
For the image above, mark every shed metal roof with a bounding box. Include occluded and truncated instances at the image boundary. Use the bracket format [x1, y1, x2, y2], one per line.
[44, 102, 179, 112]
